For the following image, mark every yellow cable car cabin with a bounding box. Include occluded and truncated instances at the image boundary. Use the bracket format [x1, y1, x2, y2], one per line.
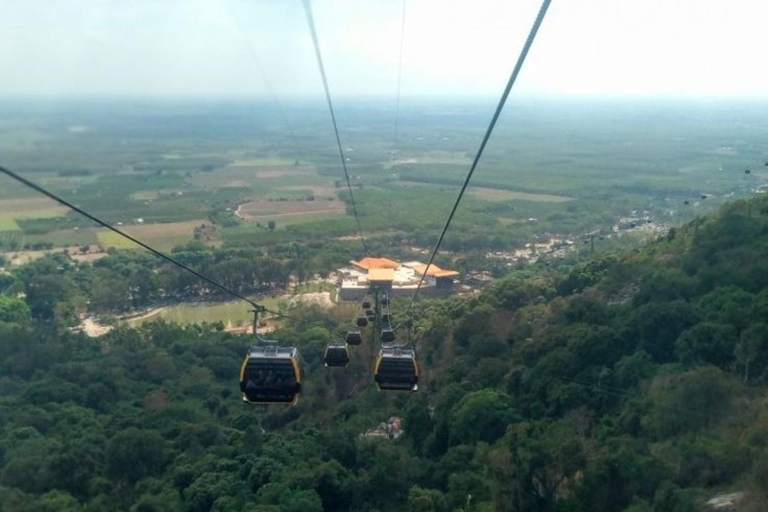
[240, 346, 301, 405]
[374, 347, 419, 392]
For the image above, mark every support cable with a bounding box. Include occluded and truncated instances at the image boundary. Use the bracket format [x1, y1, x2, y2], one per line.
[401, 0, 552, 323]
[302, 0, 368, 253]
[393, 0, 407, 146]
[221, 0, 305, 162]
[0, 165, 324, 326]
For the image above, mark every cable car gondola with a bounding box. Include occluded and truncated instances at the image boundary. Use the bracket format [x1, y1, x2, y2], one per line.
[381, 296, 390, 306]
[362, 300, 371, 309]
[374, 347, 419, 391]
[381, 329, 396, 343]
[364, 308, 374, 317]
[381, 313, 392, 324]
[324, 343, 350, 367]
[356, 315, 369, 327]
[346, 330, 363, 345]
[240, 345, 301, 405]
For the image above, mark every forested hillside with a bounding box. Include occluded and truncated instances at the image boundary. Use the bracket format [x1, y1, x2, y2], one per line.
[2, 196, 768, 511]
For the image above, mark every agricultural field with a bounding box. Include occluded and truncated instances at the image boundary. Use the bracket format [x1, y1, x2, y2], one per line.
[0, 97, 766, 258]
[95, 220, 208, 252]
[0, 217, 20, 231]
[5, 245, 106, 267]
[124, 300, 273, 329]
[235, 197, 346, 228]
[122, 293, 333, 329]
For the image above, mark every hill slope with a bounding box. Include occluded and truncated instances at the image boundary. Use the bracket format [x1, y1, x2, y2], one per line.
[2, 196, 768, 511]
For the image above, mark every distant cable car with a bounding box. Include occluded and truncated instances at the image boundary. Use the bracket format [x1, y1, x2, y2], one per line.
[381, 296, 390, 306]
[364, 308, 374, 317]
[240, 345, 301, 405]
[684, 200, 690, 205]
[701, 194, 707, 200]
[374, 347, 419, 391]
[362, 300, 372, 309]
[324, 343, 350, 367]
[381, 329, 396, 343]
[381, 313, 392, 324]
[346, 330, 363, 345]
[356, 315, 369, 327]
[745, 169, 751, 174]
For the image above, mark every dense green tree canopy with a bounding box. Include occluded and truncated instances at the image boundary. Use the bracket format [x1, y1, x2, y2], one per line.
[1, 196, 768, 511]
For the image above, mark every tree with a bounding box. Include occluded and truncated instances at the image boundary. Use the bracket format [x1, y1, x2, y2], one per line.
[25, 274, 76, 321]
[491, 421, 586, 512]
[450, 389, 514, 445]
[184, 472, 240, 512]
[257, 483, 323, 512]
[576, 449, 667, 512]
[675, 322, 738, 368]
[268, 221, 276, 231]
[90, 274, 130, 313]
[107, 428, 168, 483]
[698, 286, 754, 333]
[627, 300, 698, 363]
[735, 323, 768, 383]
[405, 397, 435, 455]
[642, 367, 738, 438]
[407, 486, 448, 512]
[0, 296, 31, 324]
[29, 490, 83, 512]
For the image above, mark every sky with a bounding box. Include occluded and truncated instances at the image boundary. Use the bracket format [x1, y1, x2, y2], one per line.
[2, 0, 768, 98]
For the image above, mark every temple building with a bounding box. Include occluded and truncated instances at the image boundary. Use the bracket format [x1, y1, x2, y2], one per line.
[338, 257, 459, 301]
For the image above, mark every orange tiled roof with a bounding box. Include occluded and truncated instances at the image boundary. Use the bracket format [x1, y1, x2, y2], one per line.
[350, 257, 400, 270]
[369, 268, 395, 281]
[411, 264, 459, 278]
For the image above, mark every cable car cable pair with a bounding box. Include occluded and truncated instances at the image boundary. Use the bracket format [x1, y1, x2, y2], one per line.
[2, 0, 554, 405]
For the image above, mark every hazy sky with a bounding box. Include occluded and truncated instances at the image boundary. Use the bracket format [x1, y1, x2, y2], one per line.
[2, 0, 768, 98]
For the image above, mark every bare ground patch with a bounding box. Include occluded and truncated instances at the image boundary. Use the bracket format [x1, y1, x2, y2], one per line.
[237, 199, 346, 219]
[255, 169, 315, 179]
[191, 164, 318, 188]
[384, 153, 471, 169]
[468, 187, 574, 203]
[0, 197, 68, 216]
[131, 189, 188, 201]
[497, 217, 526, 225]
[390, 181, 573, 202]
[97, 220, 207, 251]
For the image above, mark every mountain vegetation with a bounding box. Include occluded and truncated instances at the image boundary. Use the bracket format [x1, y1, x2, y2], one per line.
[2, 195, 768, 511]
